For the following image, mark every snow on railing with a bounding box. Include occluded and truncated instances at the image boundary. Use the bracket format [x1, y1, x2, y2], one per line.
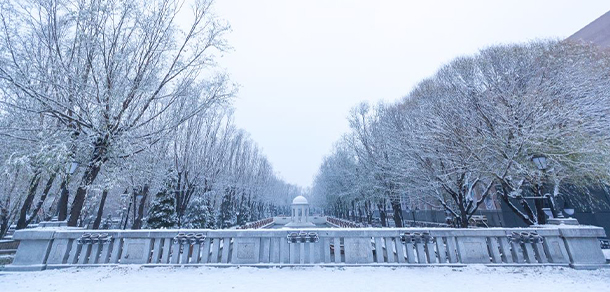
[404, 220, 449, 228]
[5, 225, 607, 271]
[326, 217, 361, 228]
[236, 218, 274, 229]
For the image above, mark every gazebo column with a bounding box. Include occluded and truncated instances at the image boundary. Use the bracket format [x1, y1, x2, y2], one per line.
[298, 207, 302, 222]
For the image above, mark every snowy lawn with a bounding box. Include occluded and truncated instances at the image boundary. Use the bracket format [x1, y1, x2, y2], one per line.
[1, 266, 610, 292]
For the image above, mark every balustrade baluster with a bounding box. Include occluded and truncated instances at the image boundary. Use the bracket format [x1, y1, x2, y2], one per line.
[445, 237, 458, 263]
[221, 237, 232, 264]
[488, 237, 502, 263]
[333, 237, 341, 263]
[160, 238, 172, 264]
[374, 237, 384, 263]
[200, 237, 211, 264]
[435, 237, 446, 264]
[150, 238, 163, 264]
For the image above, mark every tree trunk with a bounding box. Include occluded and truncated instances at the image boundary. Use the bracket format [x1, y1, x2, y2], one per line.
[0, 207, 8, 239]
[458, 196, 469, 228]
[68, 136, 107, 227]
[92, 189, 109, 230]
[365, 200, 373, 225]
[57, 179, 70, 221]
[25, 171, 57, 226]
[236, 193, 245, 226]
[459, 211, 469, 228]
[132, 185, 149, 230]
[377, 203, 387, 227]
[16, 171, 42, 229]
[1, 170, 19, 238]
[390, 199, 404, 227]
[67, 163, 102, 227]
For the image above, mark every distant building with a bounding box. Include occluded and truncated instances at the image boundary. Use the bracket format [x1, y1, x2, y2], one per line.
[567, 11, 610, 48]
[563, 10, 610, 236]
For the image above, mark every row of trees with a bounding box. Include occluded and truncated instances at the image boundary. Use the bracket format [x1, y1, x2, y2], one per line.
[143, 108, 302, 229]
[0, 0, 297, 237]
[312, 40, 610, 227]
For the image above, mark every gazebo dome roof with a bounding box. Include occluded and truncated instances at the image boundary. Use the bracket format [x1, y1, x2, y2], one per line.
[292, 195, 309, 205]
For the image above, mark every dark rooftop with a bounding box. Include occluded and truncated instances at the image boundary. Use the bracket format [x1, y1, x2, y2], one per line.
[567, 11, 610, 48]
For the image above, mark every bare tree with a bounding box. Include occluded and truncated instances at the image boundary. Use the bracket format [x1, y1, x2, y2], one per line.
[0, 0, 234, 226]
[312, 40, 610, 227]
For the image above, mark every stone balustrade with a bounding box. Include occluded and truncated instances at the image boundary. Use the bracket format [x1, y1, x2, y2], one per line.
[404, 220, 450, 228]
[236, 218, 274, 229]
[326, 217, 361, 228]
[5, 225, 607, 271]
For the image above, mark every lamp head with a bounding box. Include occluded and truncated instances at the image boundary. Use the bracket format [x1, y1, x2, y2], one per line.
[563, 200, 575, 216]
[542, 207, 553, 218]
[66, 161, 78, 174]
[532, 155, 547, 171]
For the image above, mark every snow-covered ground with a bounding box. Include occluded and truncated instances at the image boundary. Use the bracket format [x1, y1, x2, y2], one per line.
[1, 266, 609, 292]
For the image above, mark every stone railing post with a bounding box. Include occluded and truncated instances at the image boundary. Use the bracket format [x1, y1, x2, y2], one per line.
[5, 229, 56, 271]
[556, 225, 607, 269]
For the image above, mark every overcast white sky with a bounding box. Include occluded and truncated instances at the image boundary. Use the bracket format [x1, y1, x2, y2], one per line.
[209, 0, 610, 188]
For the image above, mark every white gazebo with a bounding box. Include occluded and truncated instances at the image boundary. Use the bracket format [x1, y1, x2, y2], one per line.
[284, 195, 315, 227]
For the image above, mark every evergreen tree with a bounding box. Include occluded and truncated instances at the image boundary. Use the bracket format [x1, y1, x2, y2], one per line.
[184, 196, 216, 229]
[218, 189, 236, 228]
[236, 193, 248, 226]
[146, 190, 178, 229]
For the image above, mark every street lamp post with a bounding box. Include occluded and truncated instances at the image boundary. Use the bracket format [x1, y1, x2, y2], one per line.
[123, 190, 144, 230]
[121, 192, 131, 230]
[119, 207, 127, 229]
[411, 207, 419, 227]
[531, 155, 561, 218]
[132, 189, 138, 225]
[531, 155, 578, 225]
[563, 200, 575, 216]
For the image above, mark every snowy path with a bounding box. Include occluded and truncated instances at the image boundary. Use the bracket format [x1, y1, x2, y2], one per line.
[1, 266, 609, 292]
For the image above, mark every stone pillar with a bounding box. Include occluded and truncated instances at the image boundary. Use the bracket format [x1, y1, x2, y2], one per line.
[558, 225, 607, 269]
[6, 229, 56, 271]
